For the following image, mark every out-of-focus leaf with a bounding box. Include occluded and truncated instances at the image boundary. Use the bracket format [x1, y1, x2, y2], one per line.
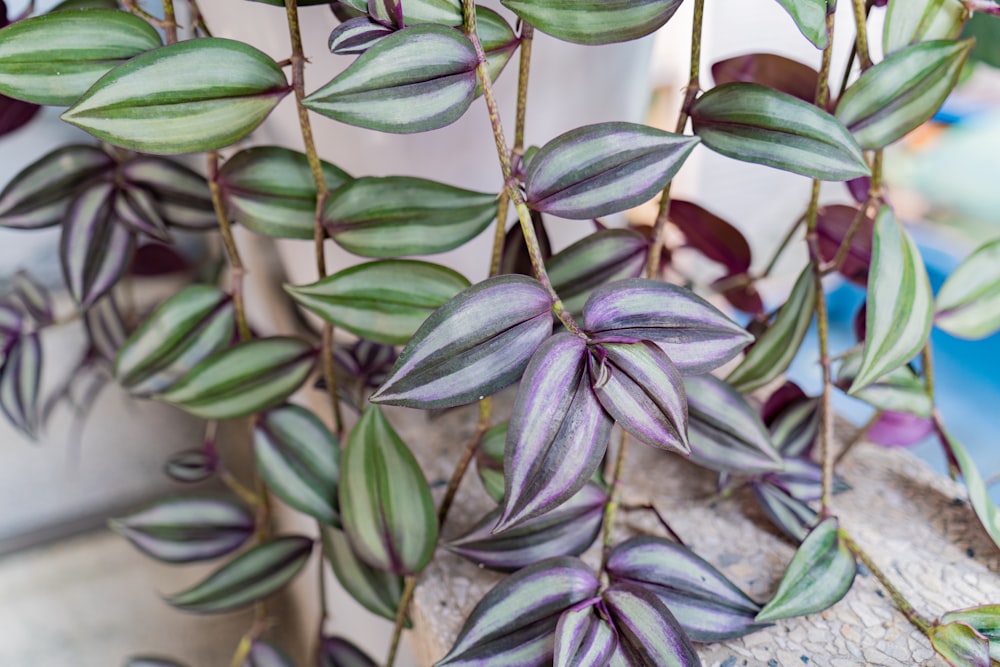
[322, 176, 495, 257]
[338, 0, 461, 26]
[255, 404, 340, 525]
[711, 53, 819, 103]
[728, 265, 816, 393]
[714, 274, 765, 315]
[816, 204, 874, 286]
[0, 332, 41, 438]
[524, 122, 699, 220]
[939, 606, 1000, 661]
[218, 146, 351, 240]
[53, 0, 131, 9]
[849, 207, 932, 394]
[501, 0, 682, 45]
[669, 200, 751, 274]
[318, 635, 378, 667]
[286, 261, 469, 345]
[772, 0, 828, 49]
[322, 526, 406, 624]
[752, 481, 818, 543]
[836, 40, 973, 150]
[0, 94, 39, 138]
[159, 337, 316, 420]
[603, 583, 700, 667]
[125, 658, 189, 667]
[304, 25, 477, 133]
[476, 421, 507, 503]
[942, 431, 1000, 551]
[0, 9, 162, 105]
[121, 156, 216, 230]
[583, 278, 753, 374]
[935, 238, 1000, 340]
[762, 457, 843, 503]
[554, 600, 617, 667]
[244, 641, 297, 667]
[13, 272, 52, 326]
[767, 395, 820, 457]
[63, 39, 290, 154]
[690, 83, 869, 180]
[328, 17, 396, 55]
[0, 300, 22, 336]
[607, 535, 767, 642]
[339, 405, 437, 574]
[500, 209, 551, 278]
[866, 410, 934, 447]
[436, 557, 600, 666]
[835, 349, 932, 417]
[115, 285, 235, 396]
[883, 0, 967, 55]
[164, 449, 216, 483]
[498, 334, 613, 530]
[110, 496, 254, 563]
[685, 373, 783, 474]
[756, 518, 856, 622]
[0, 145, 112, 229]
[166, 535, 313, 614]
[84, 294, 125, 361]
[115, 184, 171, 242]
[547, 230, 648, 316]
[371, 275, 552, 409]
[450, 482, 606, 572]
[929, 621, 992, 667]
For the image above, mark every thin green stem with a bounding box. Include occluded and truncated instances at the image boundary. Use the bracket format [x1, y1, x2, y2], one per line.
[187, 0, 213, 37]
[161, 0, 178, 44]
[386, 576, 417, 667]
[513, 24, 534, 156]
[760, 215, 806, 279]
[836, 46, 856, 101]
[207, 152, 252, 342]
[851, 0, 874, 70]
[600, 429, 630, 575]
[645, 0, 705, 279]
[922, 342, 936, 401]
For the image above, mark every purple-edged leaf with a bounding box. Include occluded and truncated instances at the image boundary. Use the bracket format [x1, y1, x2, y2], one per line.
[711, 53, 819, 104]
[867, 411, 934, 447]
[602, 583, 699, 667]
[762, 457, 836, 502]
[752, 481, 818, 543]
[939, 606, 1000, 662]
[476, 421, 508, 503]
[727, 264, 816, 393]
[554, 599, 617, 667]
[756, 517, 856, 622]
[847, 176, 870, 204]
[524, 122, 698, 220]
[322, 526, 406, 623]
[450, 482, 606, 572]
[166, 535, 313, 614]
[319, 635, 378, 667]
[935, 238, 1000, 340]
[110, 496, 254, 564]
[940, 431, 1000, 551]
[589, 338, 689, 454]
[244, 641, 297, 667]
[254, 404, 340, 526]
[329, 16, 395, 55]
[583, 279, 753, 374]
[60, 180, 136, 308]
[115, 184, 171, 242]
[767, 395, 820, 457]
[84, 295, 126, 363]
[121, 156, 216, 230]
[0, 332, 41, 439]
[547, 229, 648, 315]
[339, 405, 438, 574]
[126, 657, 189, 667]
[0, 94, 39, 138]
[0, 300, 23, 338]
[669, 200, 751, 274]
[500, 209, 551, 278]
[929, 622, 992, 667]
[437, 557, 600, 667]
[685, 373, 782, 474]
[762, 381, 807, 424]
[498, 333, 613, 530]
[13, 272, 53, 326]
[500, 0, 682, 45]
[606, 535, 767, 642]
[816, 204, 874, 286]
[164, 449, 216, 483]
[371, 275, 553, 409]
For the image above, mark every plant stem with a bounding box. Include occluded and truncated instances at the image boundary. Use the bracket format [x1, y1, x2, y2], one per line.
[207, 152, 252, 342]
[187, 0, 213, 37]
[921, 342, 936, 400]
[825, 196, 875, 274]
[161, 0, 178, 44]
[850, 0, 874, 70]
[513, 24, 534, 156]
[620, 502, 685, 545]
[600, 429, 630, 574]
[760, 215, 806, 279]
[645, 0, 705, 279]
[123, 0, 164, 29]
[386, 576, 417, 667]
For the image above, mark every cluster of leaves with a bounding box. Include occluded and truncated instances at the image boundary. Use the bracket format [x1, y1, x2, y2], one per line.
[2, 0, 1000, 665]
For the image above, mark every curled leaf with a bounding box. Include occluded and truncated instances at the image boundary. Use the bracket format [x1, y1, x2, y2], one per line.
[554, 599, 617, 667]
[883, 0, 967, 55]
[322, 526, 407, 623]
[602, 583, 700, 667]
[772, 0, 829, 49]
[935, 238, 1000, 340]
[939, 605, 1000, 662]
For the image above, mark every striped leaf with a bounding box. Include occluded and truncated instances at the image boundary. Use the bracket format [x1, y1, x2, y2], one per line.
[603, 583, 700, 667]
[935, 238, 1000, 340]
[121, 156, 216, 230]
[0, 9, 162, 105]
[554, 600, 617, 667]
[752, 481, 818, 543]
[62, 39, 290, 154]
[501, 0, 682, 45]
[164, 449, 216, 484]
[835, 349, 932, 417]
[773, 0, 829, 49]
[929, 622, 992, 667]
[13, 272, 53, 326]
[286, 260, 470, 345]
[115, 184, 171, 242]
[939, 606, 1000, 662]
[547, 230, 648, 316]
[883, 0, 967, 55]
[329, 17, 396, 56]
[0, 332, 41, 439]
[319, 636, 378, 667]
[321, 526, 406, 623]
[942, 432, 1000, 551]
[338, 0, 461, 25]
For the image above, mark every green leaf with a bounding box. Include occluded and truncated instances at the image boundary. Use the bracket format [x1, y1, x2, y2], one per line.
[929, 621, 992, 667]
[166, 536, 313, 614]
[339, 405, 438, 574]
[834, 349, 933, 417]
[322, 176, 495, 258]
[547, 230, 648, 316]
[158, 337, 317, 420]
[475, 7, 519, 96]
[0, 333, 41, 439]
[727, 265, 815, 393]
[773, 0, 829, 48]
[286, 260, 470, 345]
[218, 146, 351, 240]
[62, 38, 290, 154]
[943, 431, 1000, 552]
[690, 82, 870, 181]
[884, 0, 968, 55]
[836, 40, 973, 150]
[0, 9, 162, 105]
[321, 525, 407, 624]
[940, 606, 1000, 662]
[338, 0, 462, 25]
[255, 405, 341, 526]
[476, 422, 507, 503]
[121, 156, 217, 230]
[849, 206, 933, 394]
[303, 25, 477, 134]
[500, 0, 682, 45]
[935, 238, 1000, 340]
[755, 518, 856, 622]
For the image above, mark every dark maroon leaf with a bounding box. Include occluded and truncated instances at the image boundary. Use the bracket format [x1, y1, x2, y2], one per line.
[712, 53, 820, 104]
[761, 381, 808, 425]
[846, 176, 871, 203]
[0, 94, 40, 138]
[128, 243, 190, 277]
[669, 199, 751, 274]
[816, 204, 874, 286]
[713, 274, 764, 315]
[499, 209, 551, 277]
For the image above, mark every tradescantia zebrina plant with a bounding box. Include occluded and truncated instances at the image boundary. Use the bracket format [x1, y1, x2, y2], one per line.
[2, 0, 1000, 664]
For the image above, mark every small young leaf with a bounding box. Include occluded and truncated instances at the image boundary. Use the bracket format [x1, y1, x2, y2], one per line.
[772, 0, 829, 49]
[939, 606, 1000, 662]
[286, 260, 470, 345]
[690, 83, 870, 180]
[602, 583, 700, 667]
[942, 432, 1000, 552]
[669, 199, 752, 274]
[158, 337, 317, 420]
[0, 9, 162, 105]
[756, 518, 856, 622]
[62, 38, 290, 154]
[166, 536, 313, 614]
[371, 275, 553, 409]
[501, 0, 682, 45]
[322, 176, 495, 257]
[319, 635, 379, 667]
[836, 40, 973, 149]
[244, 641, 297, 667]
[304, 25, 477, 133]
[752, 481, 818, 543]
[711, 53, 819, 104]
[121, 156, 216, 230]
[110, 496, 254, 563]
[0, 332, 41, 439]
[554, 600, 617, 667]
[883, 0, 967, 55]
[322, 526, 406, 623]
[254, 404, 340, 526]
[727, 264, 816, 393]
[115, 184, 171, 242]
[164, 449, 216, 484]
[524, 122, 699, 220]
[476, 422, 508, 503]
[547, 229, 648, 316]
[935, 238, 1000, 340]
[339, 405, 438, 574]
[929, 621, 992, 667]
[849, 207, 933, 394]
